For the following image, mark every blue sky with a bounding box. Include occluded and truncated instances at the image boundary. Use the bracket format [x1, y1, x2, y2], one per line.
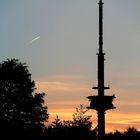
[0, 0, 140, 132]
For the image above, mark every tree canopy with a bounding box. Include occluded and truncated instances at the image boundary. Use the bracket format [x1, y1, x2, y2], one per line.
[45, 105, 96, 140]
[0, 59, 49, 138]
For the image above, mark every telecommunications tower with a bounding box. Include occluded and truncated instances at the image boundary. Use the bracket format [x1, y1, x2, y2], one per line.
[87, 0, 116, 139]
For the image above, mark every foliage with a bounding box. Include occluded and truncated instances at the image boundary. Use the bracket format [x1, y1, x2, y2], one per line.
[45, 105, 96, 140]
[0, 59, 49, 138]
[72, 104, 92, 129]
[105, 127, 140, 140]
[45, 105, 140, 140]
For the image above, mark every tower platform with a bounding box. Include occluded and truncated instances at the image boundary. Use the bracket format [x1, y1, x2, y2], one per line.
[87, 95, 116, 111]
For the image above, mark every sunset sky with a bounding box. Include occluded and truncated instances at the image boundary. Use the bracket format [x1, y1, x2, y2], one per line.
[0, 0, 140, 132]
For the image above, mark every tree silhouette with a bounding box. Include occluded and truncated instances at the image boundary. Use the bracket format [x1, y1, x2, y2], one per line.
[72, 104, 92, 129]
[105, 127, 140, 140]
[45, 105, 96, 140]
[124, 127, 140, 140]
[70, 105, 96, 140]
[105, 130, 123, 140]
[0, 59, 48, 139]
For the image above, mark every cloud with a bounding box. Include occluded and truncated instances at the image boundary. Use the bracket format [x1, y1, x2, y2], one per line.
[35, 74, 92, 122]
[35, 74, 140, 132]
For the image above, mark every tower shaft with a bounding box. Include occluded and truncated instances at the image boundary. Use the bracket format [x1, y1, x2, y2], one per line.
[98, 0, 104, 97]
[98, 0, 105, 139]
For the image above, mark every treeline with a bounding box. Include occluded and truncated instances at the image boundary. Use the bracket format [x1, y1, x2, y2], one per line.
[45, 105, 96, 140]
[44, 113, 140, 140]
[0, 59, 139, 140]
[105, 127, 140, 140]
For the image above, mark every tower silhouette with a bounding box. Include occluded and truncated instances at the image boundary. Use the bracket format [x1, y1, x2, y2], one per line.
[87, 0, 116, 140]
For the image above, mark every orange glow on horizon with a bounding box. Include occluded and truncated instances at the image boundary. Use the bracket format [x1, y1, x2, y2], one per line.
[36, 76, 140, 133]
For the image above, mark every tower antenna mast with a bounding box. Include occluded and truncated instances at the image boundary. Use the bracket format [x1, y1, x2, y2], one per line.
[87, 0, 116, 139]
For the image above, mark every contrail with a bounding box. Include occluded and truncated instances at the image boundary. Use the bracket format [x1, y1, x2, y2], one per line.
[30, 36, 40, 44]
